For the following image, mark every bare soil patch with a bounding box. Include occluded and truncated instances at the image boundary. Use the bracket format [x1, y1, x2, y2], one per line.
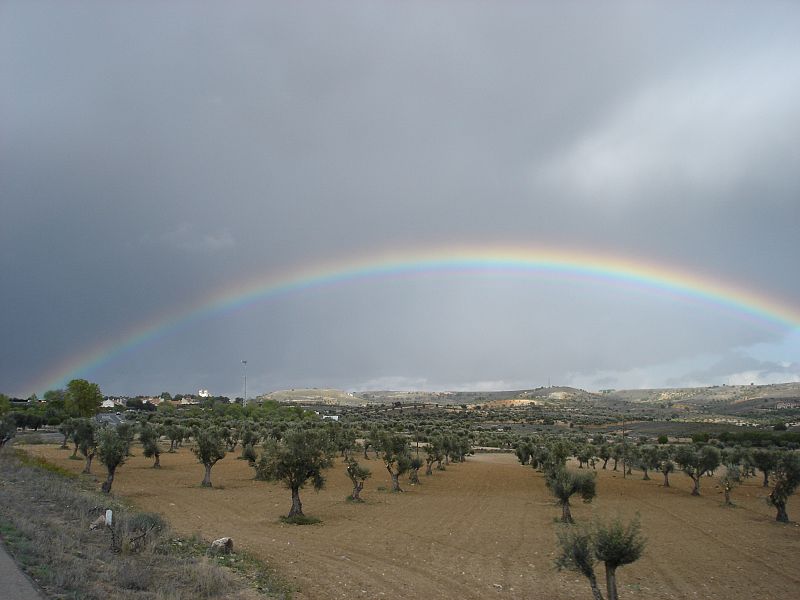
[25, 445, 800, 600]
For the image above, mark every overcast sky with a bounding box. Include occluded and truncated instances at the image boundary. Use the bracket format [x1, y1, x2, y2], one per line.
[2, 1, 799, 398]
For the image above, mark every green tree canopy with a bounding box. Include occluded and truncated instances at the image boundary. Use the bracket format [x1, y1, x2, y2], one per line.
[557, 517, 645, 600]
[97, 427, 128, 494]
[546, 467, 597, 523]
[674, 444, 721, 496]
[768, 452, 800, 522]
[255, 427, 335, 518]
[65, 379, 103, 418]
[0, 415, 16, 448]
[192, 426, 227, 487]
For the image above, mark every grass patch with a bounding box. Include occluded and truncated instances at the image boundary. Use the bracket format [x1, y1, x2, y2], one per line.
[13, 448, 78, 478]
[279, 515, 321, 526]
[0, 446, 290, 599]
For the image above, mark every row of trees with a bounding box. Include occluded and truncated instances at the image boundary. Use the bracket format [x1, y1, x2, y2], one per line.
[56, 417, 129, 494]
[517, 435, 800, 522]
[62, 415, 473, 521]
[525, 438, 645, 600]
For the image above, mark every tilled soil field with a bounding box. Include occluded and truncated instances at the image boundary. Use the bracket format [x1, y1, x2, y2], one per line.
[24, 445, 800, 600]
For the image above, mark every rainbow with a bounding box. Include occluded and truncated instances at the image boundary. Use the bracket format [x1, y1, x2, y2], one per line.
[31, 244, 799, 394]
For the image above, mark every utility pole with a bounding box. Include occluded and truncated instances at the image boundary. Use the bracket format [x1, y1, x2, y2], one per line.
[621, 415, 626, 479]
[241, 360, 247, 407]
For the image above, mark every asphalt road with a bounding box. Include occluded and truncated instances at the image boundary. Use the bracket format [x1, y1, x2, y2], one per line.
[0, 540, 43, 599]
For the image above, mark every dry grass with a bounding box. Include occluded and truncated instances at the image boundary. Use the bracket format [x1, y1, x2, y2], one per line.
[0, 446, 289, 599]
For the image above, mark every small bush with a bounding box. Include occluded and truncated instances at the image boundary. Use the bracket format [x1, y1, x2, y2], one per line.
[114, 557, 154, 590]
[194, 560, 228, 596]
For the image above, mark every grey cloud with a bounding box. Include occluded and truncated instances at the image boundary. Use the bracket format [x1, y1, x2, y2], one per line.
[666, 352, 800, 388]
[2, 2, 799, 397]
[151, 224, 236, 254]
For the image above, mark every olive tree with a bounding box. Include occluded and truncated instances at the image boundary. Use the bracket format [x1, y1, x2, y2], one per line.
[556, 517, 646, 600]
[0, 415, 15, 448]
[74, 418, 97, 474]
[165, 422, 183, 453]
[674, 444, 720, 496]
[515, 438, 534, 466]
[576, 444, 594, 469]
[58, 418, 77, 449]
[379, 432, 412, 492]
[750, 448, 779, 488]
[767, 452, 800, 522]
[408, 456, 423, 484]
[426, 435, 446, 473]
[116, 421, 137, 456]
[425, 441, 441, 475]
[255, 427, 334, 518]
[139, 421, 162, 468]
[97, 427, 128, 494]
[545, 467, 597, 523]
[598, 443, 611, 470]
[718, 447, 752, 506]
[636, 445, 660, 481]
[191, 426, 226, 487]
[345, 457, 371, 502]
[658, 451, 675, 488]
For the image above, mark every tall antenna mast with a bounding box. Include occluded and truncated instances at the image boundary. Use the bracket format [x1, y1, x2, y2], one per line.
[241, 360, 247, 407]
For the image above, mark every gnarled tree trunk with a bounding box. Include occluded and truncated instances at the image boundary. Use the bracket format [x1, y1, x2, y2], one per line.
[589, 572, 605, 600]
[101, 467, 116, 494]
[82, 454, 94, 474]
[691, 474, 701, 496]
[351, 481, 363, 501]
[201, 463, 213, 487]
[772, 497, 789, 522]
[561, 501, 573, 524]
[153, 453, 161, 468]
[289, 486, 303, 517]
[662, 472, 670, 487]
[387, 466, 403, 493]
[605, 565, 618, 600]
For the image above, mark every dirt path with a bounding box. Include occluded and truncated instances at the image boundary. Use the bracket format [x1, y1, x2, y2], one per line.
[24, 446, 799, 600]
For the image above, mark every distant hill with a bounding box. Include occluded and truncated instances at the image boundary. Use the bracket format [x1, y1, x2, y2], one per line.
[604, 382, 800, 407]
[260, 386, 600, 407]
[258, 388, 362, 406]
[256, 382, 800, 416]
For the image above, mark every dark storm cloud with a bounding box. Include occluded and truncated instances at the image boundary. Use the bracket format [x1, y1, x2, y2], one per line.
[2, 2, 799, 396]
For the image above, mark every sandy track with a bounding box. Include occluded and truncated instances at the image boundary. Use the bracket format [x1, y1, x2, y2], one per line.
[24, 446, 799, 600]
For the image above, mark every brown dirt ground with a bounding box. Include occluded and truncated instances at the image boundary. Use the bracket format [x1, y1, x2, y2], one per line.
[23, 445, 800, 600]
